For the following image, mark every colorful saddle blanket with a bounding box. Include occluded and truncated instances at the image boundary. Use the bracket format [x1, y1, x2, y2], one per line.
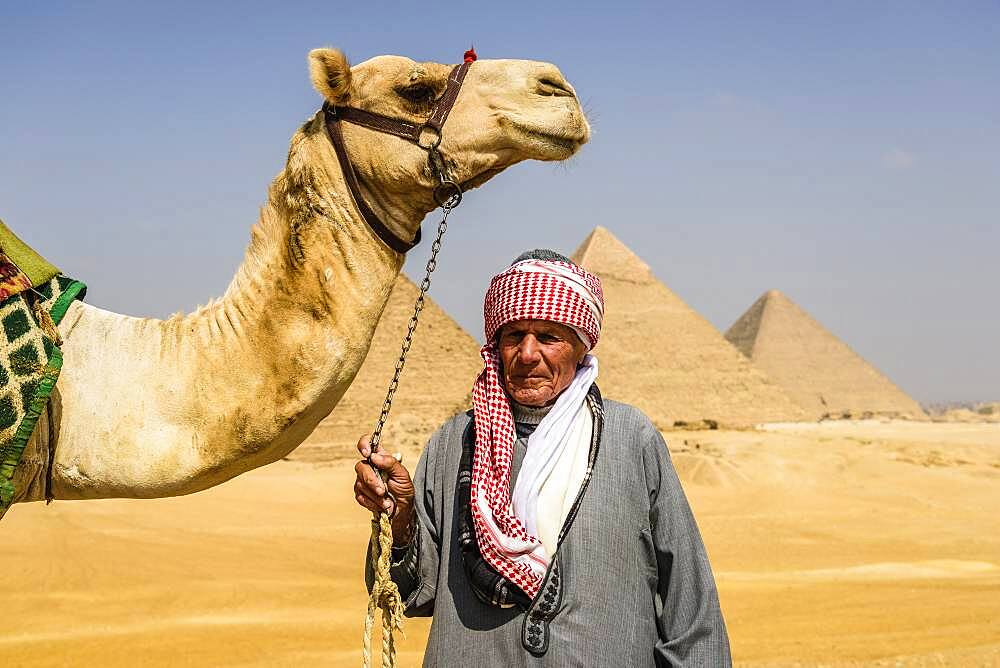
[0, 220, 86, 516]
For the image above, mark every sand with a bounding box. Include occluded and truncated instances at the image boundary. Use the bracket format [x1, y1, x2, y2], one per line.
[2, 421, 999, 667]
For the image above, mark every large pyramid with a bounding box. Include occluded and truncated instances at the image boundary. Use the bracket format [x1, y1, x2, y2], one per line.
[725, 290, 927, 420]
[292, 275, 482, 462]
[571, 227, 807, 428]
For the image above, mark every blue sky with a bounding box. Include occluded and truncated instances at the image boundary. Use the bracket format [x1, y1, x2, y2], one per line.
[2, 1, 997, 404]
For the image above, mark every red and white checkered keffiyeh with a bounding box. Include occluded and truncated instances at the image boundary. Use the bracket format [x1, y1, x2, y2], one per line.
[470, 260, 604, 598]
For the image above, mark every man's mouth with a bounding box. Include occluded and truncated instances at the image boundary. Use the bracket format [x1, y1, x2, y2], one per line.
[511, 375, 548, 386]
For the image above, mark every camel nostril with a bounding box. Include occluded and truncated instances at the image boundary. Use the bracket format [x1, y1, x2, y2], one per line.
[535, 77, 575, 98]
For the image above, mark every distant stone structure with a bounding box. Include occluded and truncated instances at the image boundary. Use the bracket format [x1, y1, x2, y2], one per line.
[293, 275, 482, 461]
[571, 227, 806, 429]
[725, 289, 927, 420]
[931, 402, 1000, 423]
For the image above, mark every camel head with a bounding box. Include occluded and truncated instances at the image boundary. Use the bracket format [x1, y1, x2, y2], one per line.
[304, 48, 590, 225]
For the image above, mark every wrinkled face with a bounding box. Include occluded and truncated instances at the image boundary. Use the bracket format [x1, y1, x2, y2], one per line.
[497, 320, 588, 407]
[309, 49, 590, 211]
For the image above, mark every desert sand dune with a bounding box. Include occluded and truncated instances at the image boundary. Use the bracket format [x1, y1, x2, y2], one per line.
[2, 421, 998, 667]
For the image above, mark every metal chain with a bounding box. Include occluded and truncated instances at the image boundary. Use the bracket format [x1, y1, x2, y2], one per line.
[368, 194, 459, 455]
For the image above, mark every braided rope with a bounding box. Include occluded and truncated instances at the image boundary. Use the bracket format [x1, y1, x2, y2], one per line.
[363, 512, 404, 667]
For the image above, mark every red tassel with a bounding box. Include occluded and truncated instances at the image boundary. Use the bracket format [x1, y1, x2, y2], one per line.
[464, 45, 477, 63]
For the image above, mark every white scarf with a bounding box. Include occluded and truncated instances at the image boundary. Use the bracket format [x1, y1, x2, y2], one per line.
[512, 355, 597, 557]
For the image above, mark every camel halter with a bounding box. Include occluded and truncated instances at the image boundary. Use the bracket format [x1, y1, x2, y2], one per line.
[324, 58, 474, 668]
[322, 60, 471, 254]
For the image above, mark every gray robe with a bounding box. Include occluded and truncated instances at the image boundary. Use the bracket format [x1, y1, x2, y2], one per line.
[369, 399, 731, 667]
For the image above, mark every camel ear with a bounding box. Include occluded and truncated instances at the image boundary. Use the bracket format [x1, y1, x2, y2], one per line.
[309, 48, 352, 104]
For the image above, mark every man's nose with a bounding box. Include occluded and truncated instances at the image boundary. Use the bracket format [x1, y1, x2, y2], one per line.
[517, 335, 542, 364]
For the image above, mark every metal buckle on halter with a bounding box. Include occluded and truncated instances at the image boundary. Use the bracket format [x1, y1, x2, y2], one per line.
[434, 178, 462, 209]
[427, 147, 462, 209]
[417, 124, 443, 151]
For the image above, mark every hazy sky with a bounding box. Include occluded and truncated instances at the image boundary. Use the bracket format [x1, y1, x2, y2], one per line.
[2, 2, 997, 404]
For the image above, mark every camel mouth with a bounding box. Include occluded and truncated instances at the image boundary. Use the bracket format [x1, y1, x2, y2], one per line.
[507, 119, 589, 159]
[461, 116, 589, 190]
[532, 129, 586, 152]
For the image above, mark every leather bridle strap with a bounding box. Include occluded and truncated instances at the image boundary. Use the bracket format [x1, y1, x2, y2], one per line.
[324, 109, 420, 254]
[425, 62, 472, 134]
[323, 61, 473, 255]
[332, 107, 421, 143]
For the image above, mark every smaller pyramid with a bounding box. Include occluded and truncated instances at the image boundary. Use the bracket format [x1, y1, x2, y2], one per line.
[725, 290, 927, 420]
[292, 275, 483, 462]
[572, 227, 807, 428]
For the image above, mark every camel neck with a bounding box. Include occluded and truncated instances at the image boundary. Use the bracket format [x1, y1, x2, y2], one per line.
[322, 110, 423, 254]
[169, 124, 410, 476]
[48, 122, 419, 502]
[223, 121, 407, 315]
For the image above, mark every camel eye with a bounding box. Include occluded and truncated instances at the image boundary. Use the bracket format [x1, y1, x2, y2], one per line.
[398, 84, 435, 104]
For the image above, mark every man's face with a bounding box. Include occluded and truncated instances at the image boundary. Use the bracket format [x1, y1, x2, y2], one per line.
[497, 319, 588, 407]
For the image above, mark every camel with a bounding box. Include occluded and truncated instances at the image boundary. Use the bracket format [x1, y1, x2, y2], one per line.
[9, 48, 589, 508]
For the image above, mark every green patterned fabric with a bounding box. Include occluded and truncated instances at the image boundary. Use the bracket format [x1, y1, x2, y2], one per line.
[0, 275, 86, 517]
[0, 219, 59, 293]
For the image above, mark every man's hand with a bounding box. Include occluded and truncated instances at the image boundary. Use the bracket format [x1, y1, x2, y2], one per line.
[354, 434, 415, 546]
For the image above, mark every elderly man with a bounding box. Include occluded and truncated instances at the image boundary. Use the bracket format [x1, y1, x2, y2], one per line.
[354, 250, 731, 666]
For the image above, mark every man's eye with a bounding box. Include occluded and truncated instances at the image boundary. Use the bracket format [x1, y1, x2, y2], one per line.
[398, 84, 435, 103]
